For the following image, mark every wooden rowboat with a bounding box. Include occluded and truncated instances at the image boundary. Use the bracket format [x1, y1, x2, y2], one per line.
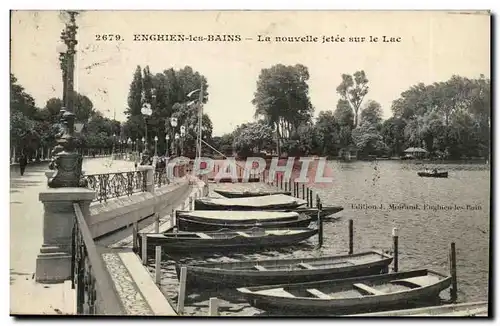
[237, 269, 451, 315]
[417, 171, 448, 178]
[141, 227, 318, 253]
[195, 194, 307, 211]
[292, 206, 344, 219]
[214, 189, 292, 198]
[175, 210, 314, 231]
[176, 251, 393, 288]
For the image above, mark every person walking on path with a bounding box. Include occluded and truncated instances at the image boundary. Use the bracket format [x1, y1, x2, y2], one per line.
[19, 154, 28, 176]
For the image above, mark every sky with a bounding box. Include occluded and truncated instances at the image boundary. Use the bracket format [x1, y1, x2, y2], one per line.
[11, 10, 490, 136]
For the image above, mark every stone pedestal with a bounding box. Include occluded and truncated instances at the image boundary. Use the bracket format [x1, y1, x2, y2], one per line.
[138, 165, 154, 193]
[35, 188, 95, 283]
[45, 170, 85, 181]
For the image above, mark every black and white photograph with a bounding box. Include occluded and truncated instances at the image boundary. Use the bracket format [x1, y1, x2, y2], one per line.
[9, 10, 491, 317]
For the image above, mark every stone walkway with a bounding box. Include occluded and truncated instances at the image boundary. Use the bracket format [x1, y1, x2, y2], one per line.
[9, 158, 135, 315]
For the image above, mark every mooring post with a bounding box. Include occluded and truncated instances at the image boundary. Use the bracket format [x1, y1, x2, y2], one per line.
[449, 242, 458, 302]
[154, 213, 160, 233]
[155, 246, 162, 285]
[177, 266, 187, 315]
[302, 184, 305, 200]
[132, 222, 138, 253]
[288, 179, 292, 194]
[316, 195, 323, 248]
[309, 189, 313, 208]
[208, 297, 219, 316]
[141, 233, 148, 265]
[284, 179, 288, 192]
[280, 174, 283, 189]
[392, 227, 399, 272]
[171, 209, 175, 227]
[349, 219, 354, 255]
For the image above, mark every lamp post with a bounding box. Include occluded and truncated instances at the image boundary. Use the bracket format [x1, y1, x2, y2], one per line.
[186, 85, 204, 158]
[127, 138, 132, 159]
[154, 136, 158, 157]
[165, 134, 170, 157]
[180, 125, 186, 156]
[48, 11, 86, 188]
[174, 133, 180, 156]
[140, 101, 152, 165]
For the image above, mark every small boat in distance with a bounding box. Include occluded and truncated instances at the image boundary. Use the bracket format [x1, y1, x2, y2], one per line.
[194, 194, 307, 211]
[141, 227, 318, 253]
[237, 269, 451, 315]
[417, 170, 448, 178]
[176, 251, 393, 288]
[214, 189, 292, 198]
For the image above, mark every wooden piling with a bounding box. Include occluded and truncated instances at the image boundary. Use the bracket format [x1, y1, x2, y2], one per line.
[132, 222, 138, 253]
[208, 297, 219, 316]
[309, 189, 313, 208]
[155, 246, 162, 285]
[449, 242, 458, 302]
[317, 196, 323, 248]
[154, 213, 160, 233]
[288, 179, 292, 194]
[284, 180, 288, 192]
[348, 219, 354, 254]
[177, 266, 187, 315]
[302, 184, 305, 200]
[392, 227, 399, 272]
[141, 234, 147, 265]
[280, 174, 283, 189]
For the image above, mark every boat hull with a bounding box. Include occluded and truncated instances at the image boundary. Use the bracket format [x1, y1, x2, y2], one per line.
[176, 251, 393, 288]
[417, 172, 448, 178]
[176, 215, 314, 231]
[194, 200, 305, 211]
[214, 189, 292, 198]
[142, 228, 318, 254]
[194, 194, 307, 211]
[238, 269, 452, 315]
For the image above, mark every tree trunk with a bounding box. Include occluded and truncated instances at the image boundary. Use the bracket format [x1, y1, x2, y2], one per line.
[275, 124, 281, 157]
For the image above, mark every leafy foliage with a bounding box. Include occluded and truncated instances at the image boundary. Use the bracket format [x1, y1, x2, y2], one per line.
[252, 64, 314, 156]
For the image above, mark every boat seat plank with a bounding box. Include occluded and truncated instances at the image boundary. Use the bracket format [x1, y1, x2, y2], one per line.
[353, 283, 385, 295]
[298, 263, 316, 269]
[306, 288, 331, 299]
[257, 288, 296, 298]
[236, 231, 251, 237]
[390, 276, 435, 288]
[195, 233, 212, 239]
[254, 265, 268, 271]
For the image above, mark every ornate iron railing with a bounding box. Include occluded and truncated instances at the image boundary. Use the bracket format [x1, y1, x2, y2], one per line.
[83, 170, 147, 202]
[71, 203, 124, 315]
[154, 168, 170, 187]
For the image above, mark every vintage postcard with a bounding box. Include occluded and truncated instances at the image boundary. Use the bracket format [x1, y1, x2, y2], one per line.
[10, 10, 490, 317]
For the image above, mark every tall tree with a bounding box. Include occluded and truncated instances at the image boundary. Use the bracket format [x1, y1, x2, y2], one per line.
[252, 64, 313, 156]
[314, 110, 339, 156]
[336, 70, 369, 127]
[126, 65, 143, 117]
[360, 100, 383, 126]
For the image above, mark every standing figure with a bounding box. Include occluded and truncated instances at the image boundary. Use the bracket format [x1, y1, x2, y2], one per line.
[19, 154, 28, 176]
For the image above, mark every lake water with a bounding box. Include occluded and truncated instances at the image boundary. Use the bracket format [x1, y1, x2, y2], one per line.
[152, 160, 490, 316]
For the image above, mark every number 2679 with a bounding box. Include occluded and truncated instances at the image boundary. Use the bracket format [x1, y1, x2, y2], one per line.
[95, 34, 123, 41]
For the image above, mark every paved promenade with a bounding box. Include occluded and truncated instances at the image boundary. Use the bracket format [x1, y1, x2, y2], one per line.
[10, 157, 135, 315]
